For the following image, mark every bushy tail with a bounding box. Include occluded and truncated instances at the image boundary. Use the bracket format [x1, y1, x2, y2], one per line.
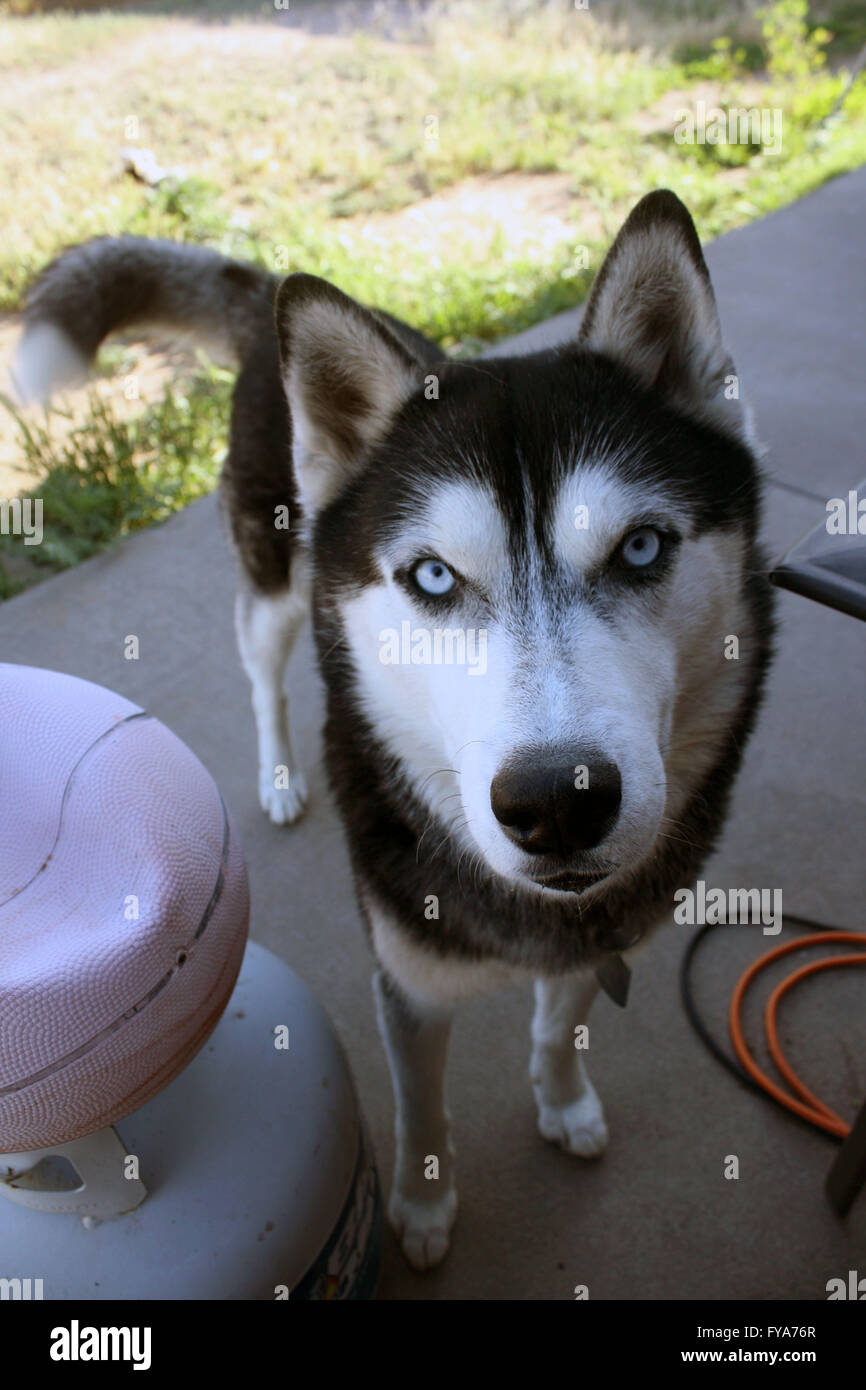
[11, 237, 279, 404]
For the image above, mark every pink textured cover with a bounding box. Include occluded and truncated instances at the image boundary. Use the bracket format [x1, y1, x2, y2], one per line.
[0, 664, 249, 1151]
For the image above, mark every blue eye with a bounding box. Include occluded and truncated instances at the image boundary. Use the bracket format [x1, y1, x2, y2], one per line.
[412, 558, 456, 596]
[619, 527, 662, 569]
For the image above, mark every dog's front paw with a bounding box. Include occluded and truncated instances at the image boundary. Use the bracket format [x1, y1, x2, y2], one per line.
[535, 1083, 609, 1158]
[389, 1186, 458, 1272]
[258, 766, 308, 825]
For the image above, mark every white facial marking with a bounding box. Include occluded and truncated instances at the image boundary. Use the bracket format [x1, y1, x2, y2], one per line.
[551, 465, 690, 572]
[338, 466, 754, 899]
[380, 478, 509, 586]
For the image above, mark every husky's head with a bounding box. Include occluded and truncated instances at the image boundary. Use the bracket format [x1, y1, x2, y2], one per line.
[275, 191, 764, 906]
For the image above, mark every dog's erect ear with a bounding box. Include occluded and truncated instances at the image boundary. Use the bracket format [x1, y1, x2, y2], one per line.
[579, 190, 753, 445]
[275, 273, 423, 515]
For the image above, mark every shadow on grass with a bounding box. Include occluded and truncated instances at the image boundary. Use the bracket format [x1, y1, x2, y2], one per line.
[12, 0, 432, 35]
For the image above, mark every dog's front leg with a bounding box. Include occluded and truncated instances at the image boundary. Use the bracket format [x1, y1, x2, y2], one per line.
[530, 973, 609, 1158]
[234, 574, 309, 825]
[373, 968, 457, 1272]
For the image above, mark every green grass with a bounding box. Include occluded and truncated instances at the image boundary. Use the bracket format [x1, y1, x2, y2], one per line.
[0, 364, 233, 596]
[1, 0, 866, 597]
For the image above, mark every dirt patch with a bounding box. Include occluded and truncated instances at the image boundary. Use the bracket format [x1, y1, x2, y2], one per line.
[342, 170, 600, 259]
[632, 79, 771, 138]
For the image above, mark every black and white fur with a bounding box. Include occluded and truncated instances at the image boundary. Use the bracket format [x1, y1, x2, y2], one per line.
[14, 192, 775, 1271]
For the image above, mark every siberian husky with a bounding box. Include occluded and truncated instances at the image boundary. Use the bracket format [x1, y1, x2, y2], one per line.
[13, 191, 775, 1271]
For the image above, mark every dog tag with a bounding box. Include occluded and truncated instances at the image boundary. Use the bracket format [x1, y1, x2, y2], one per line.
[595, 952, 631, 1008]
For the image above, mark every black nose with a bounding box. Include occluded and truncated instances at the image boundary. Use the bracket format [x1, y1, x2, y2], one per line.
[490, 749, 621, 857]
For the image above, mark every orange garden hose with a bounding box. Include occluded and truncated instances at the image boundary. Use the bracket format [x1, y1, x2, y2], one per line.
[728, 932, 866, 1139]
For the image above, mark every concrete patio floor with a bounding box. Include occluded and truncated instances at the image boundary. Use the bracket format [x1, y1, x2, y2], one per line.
[1, 169, 865, 1300]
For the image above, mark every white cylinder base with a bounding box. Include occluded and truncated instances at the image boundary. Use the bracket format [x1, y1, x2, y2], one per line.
[0, 942, 383, 1300]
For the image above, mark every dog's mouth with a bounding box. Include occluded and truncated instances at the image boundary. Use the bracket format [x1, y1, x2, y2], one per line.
[532, 870, 611, 895]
